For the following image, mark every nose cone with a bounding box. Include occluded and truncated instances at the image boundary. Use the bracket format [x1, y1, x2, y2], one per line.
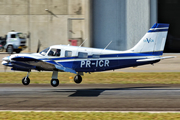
[2, 56, 10, 61]
[2, 56, 10, 66]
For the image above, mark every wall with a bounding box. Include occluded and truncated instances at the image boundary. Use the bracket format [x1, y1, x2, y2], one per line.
[0, 0, 90, 52]
[126, 0, 150, 49]
[92, 0, 151, 51]
[92, 0, 126, 50]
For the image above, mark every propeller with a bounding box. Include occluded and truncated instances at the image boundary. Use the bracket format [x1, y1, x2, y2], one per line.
[2, 57, 10, 72]
[37, 40, 41, 53]
[4, 66, 7, 72]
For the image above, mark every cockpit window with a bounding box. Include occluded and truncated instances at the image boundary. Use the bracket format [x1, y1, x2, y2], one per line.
[39, 47, 49, 56]
[48, 48, 61, 57]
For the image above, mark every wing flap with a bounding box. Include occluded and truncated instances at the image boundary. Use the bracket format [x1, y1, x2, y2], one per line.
[43, 60, 76, 74]
[55, 65, 76, 74]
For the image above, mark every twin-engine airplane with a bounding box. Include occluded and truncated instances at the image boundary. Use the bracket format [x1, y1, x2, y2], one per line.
[2, 23, 174, 87]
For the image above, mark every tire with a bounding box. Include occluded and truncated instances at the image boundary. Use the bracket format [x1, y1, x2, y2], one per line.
[74, 75, 82, 84]
[15, 50, 21, 53]
[0, 48, 4, 52]
[7, 45, 13, 54]
[22, 77, 30, 85]
[51, 79, 59, 87]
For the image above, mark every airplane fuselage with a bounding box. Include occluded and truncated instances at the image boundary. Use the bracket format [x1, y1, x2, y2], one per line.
[5, 45, 160, 73]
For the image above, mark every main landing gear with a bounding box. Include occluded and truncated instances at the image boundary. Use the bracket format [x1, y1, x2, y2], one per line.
[51, 70, 59, 87]
[50, 71, 83, 87]
[74, 75, 82, 84]
[21, 70, 83, 87]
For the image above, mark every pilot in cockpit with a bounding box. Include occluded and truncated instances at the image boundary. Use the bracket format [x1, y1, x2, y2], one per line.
[48, 50, 54, 56]
[48, 49, 61, 56]
[54, 49, 61, 56]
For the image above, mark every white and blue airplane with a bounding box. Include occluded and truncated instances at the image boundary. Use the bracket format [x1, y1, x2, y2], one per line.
[2, 23, 174, 87]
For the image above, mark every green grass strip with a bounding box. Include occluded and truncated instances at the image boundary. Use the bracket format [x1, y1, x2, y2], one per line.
[0, 112, 180, 120]
[0, 72, 180, 84]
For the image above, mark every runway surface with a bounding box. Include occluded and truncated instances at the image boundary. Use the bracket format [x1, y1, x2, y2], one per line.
[1, 84, 180, 111]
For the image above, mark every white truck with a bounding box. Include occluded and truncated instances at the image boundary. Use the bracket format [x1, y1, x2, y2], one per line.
[0, 32, 27, 54]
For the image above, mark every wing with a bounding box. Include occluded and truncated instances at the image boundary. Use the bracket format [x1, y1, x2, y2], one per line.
[11, 57, 76, 74]
[44, 60, 76, 74]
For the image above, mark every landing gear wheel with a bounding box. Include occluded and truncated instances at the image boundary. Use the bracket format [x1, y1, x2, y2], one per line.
[7, 45, 13, 54]
[22, 77, 30, 85]
[15, 50, 21, 53]
[51, 79, 59, 87]
[74, 75, 82, 84]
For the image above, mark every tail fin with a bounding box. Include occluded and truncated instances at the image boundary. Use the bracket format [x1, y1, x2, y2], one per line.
[130, 23, 169, 55]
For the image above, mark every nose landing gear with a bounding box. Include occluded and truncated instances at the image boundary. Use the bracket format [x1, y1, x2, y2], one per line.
[22, 71, 31, 85]
[22, 76, 30, 85]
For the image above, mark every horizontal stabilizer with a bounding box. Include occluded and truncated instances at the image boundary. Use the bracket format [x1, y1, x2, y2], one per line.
[137, 56, 176, 62]
[160, 56, 176, 59]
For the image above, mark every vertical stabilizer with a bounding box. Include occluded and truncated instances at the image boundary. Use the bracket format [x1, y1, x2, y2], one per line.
[130, 23, 169, 55]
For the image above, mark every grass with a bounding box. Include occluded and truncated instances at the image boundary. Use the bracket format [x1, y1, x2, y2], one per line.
[0, 112, 180, 120]
[0, 72, 180, 84]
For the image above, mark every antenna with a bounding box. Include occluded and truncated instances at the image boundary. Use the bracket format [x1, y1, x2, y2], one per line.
[104, 41, 112, 50]
[79, 38, 87, 47]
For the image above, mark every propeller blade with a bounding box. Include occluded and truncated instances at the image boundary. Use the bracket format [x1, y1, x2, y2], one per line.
[4, 66, 7, 72]
[4, 61, 9, 72]
[37, 40, 41, 53]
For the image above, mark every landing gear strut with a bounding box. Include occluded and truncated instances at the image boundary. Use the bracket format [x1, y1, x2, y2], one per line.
[22, 71, 30, 85]
[51, 70, 59, 87]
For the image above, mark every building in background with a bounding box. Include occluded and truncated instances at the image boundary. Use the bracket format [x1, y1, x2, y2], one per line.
[0, 0, 91, 52]
[0, 0, 179, 52]
[92, 0, 155, 50]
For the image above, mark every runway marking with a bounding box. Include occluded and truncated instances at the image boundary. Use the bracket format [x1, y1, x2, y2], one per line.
[1, 110, 180, 113]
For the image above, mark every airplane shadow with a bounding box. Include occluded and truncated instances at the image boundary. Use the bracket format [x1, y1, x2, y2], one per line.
[49, 85, 177, 97]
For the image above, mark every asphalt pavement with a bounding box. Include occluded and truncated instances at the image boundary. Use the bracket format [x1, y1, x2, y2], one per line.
[1, 84, 180, 111]
[0, 53, 180, 111]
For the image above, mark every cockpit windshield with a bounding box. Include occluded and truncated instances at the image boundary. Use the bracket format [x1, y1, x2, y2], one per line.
[17, 33, 25, 39]
[39, 47, 50, 56]
[48, 48, 61, 57]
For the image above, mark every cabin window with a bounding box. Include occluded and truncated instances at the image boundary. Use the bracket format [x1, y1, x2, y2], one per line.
[65, 51, 72, 57]
[78, 52, 88, 58]
[11, 34, 16, 38]
[48, 48, 61, 57]
[92, 54, 100, 58]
